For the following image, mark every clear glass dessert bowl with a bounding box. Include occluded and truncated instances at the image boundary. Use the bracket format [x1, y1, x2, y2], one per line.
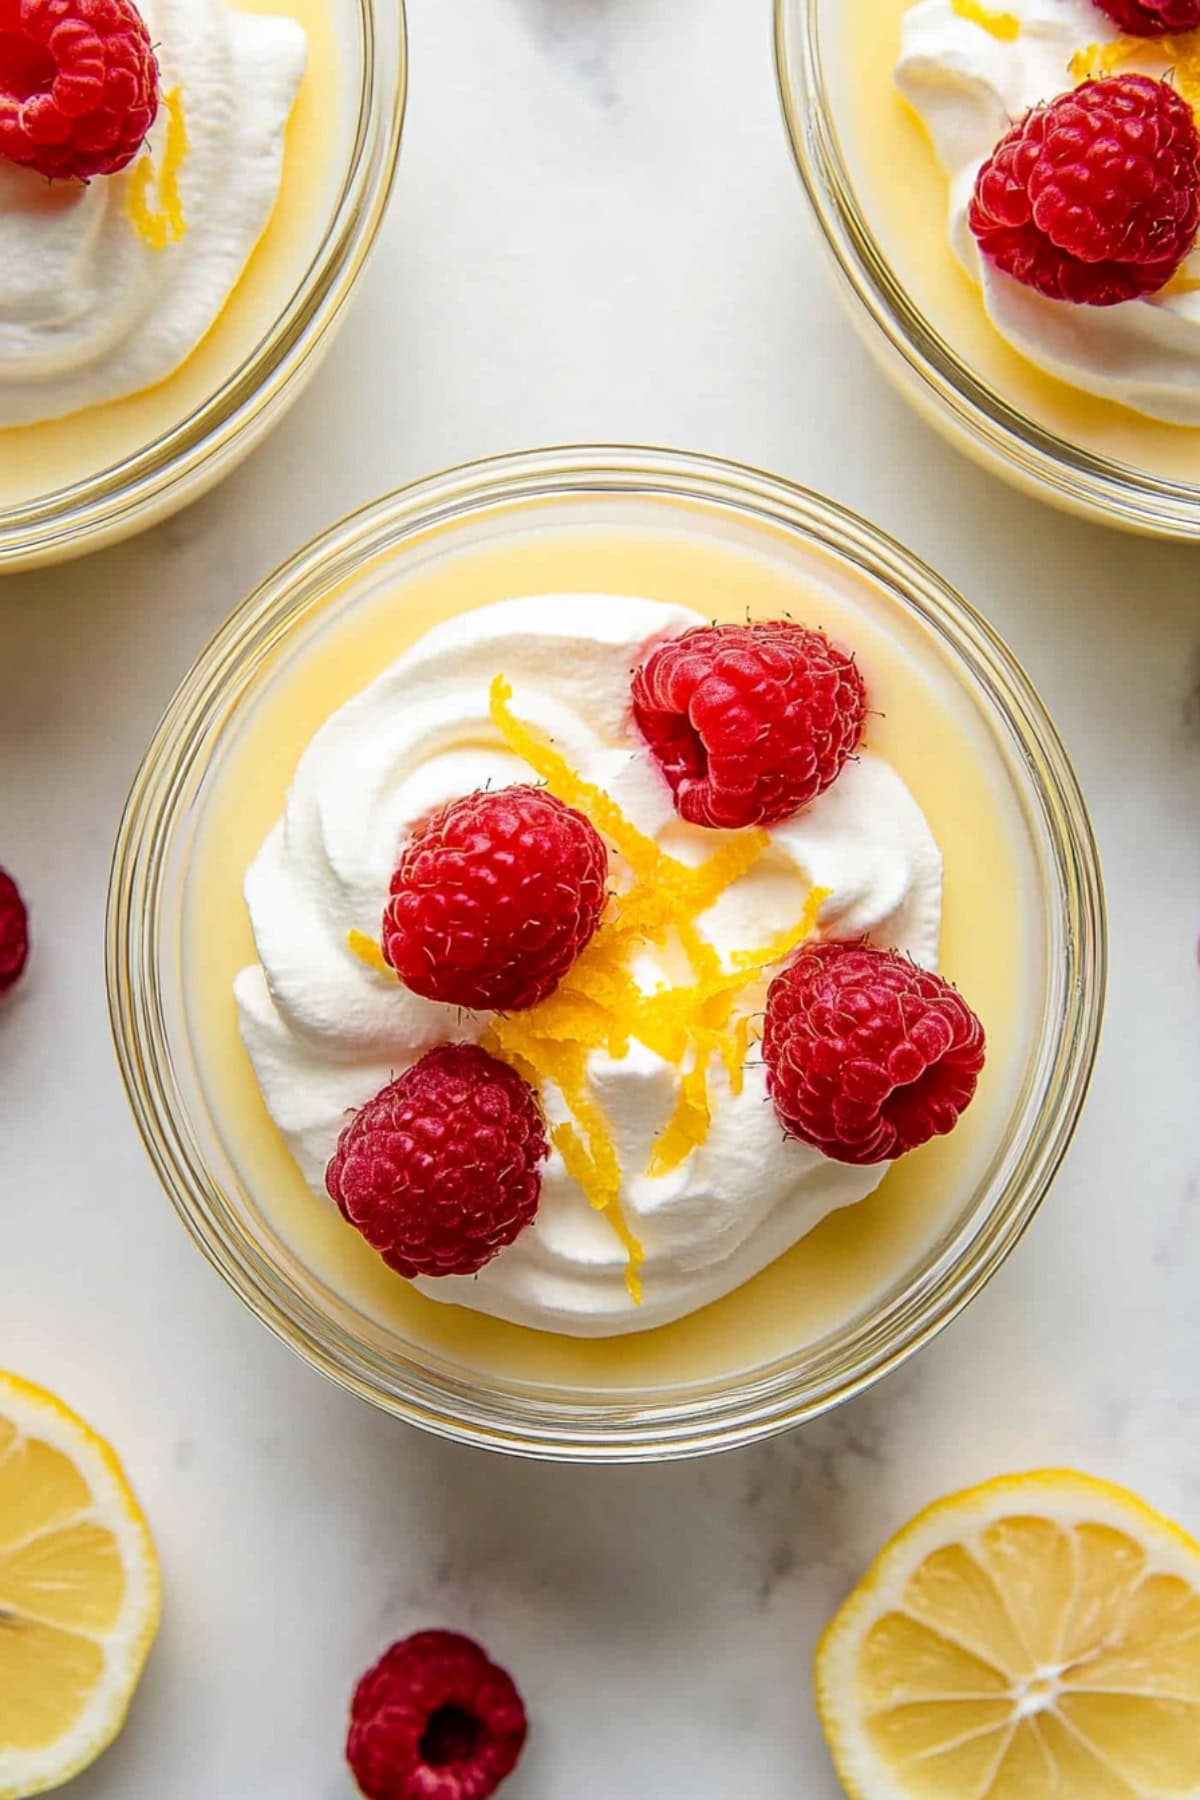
[0, 0, 405, 573]
[107, 445, 1106, 1462]
[775, 0, 1200, 537]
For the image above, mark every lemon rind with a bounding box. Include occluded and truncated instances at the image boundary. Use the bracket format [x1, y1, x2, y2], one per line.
[814, 1468, 1200, 1800]
[0, 1372, 161, 1800]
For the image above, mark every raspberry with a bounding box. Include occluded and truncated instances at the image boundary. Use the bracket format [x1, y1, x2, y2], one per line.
[969, 76, 1200, 306]
[1092, 0, 1200, 33]
[325, 1045, 548, 1280]
[0, 0, 160, 182]
[631, 621, 867, 830]
[347, 1631, 528, 1800]
[0, 869, 28, 993]
[382, 786, 608, 1013]
[762, 941, 986, 1166]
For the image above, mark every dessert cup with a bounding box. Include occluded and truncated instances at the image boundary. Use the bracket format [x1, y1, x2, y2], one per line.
[107, 446, 1105, 1461]
[775, 0, 1200, 536]
[0, 0, 405, 573]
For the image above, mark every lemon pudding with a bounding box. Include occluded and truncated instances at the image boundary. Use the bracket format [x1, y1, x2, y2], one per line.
[809, 0, 1200, 487]
[0, 0, 343, 511]
[177, 506, 1043, 1387]
[234, 592, 960, 1336]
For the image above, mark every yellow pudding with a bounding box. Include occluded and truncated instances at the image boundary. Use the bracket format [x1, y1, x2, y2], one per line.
[179, 504, 1038, 1391]
[0, 0, 342, 512]
[109, 455, 1103, 1448]
[830, 0, 1200, 483]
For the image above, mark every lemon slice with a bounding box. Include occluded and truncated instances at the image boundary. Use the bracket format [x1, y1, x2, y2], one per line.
[816, 1470, 1200, 1800]
[0, 1373, 160, 1799]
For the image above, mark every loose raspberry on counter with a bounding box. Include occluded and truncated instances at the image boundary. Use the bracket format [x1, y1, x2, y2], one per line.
[347, 1630, 528, 1800]
[0, 869, 29, 993]
[631, 620, 867, 830]
[969, 75, 1200, 306]
[1092, 0, 1200, 33]
[0, 0, 160, 182]
[382, 785, 608, 1013]
[325, 1044, 548, 1280]
[762, 941, 985, 1166]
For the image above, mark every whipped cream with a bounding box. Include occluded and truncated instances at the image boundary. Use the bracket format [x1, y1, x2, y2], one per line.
[0, 0, 305, 428]
[235, 596, 943, 1337]
[897, 0, 1200, 424]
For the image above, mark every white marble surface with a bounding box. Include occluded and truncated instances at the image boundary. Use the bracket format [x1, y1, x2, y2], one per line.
[3, 0, 1200, 1793]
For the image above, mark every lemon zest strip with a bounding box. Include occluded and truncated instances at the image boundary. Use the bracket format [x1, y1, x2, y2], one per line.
[950, 0, 1021, 39]
[485, 674, 833, 1302]
[126, 86, 189, 250]
[347, 928, 393, 977]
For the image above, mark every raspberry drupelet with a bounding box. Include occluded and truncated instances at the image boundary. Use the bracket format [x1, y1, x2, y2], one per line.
[382, 785, 608, 1014]
[1092, 0, 1200, 33]
[631, 619, 867, 830]
[762, 941, 986, 1166]
[347, 1630, 528, 1800]
[325, 1044, 549, 1280]
[0, 0, 160, 182]
[969, 75, 1200, 306]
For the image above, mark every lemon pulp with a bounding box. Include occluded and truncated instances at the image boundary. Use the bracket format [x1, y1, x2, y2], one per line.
[817, 1470, 1200, 1800]
[0, 1373, 159, 1800]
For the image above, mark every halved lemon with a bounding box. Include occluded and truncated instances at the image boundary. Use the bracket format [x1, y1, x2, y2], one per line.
[816, 1470, 1200, 1800]
[0, 1373, 160, 1799]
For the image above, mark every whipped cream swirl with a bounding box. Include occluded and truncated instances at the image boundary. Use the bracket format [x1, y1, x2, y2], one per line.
[897, 0, 1200, 424]
[0, 0, 305, 428]
[236, 596, 943, 1337]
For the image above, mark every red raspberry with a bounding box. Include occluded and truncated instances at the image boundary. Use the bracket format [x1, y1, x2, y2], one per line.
[347, 1630, 528, 1800]
[325, 1045, 548, 1280]
[630, 621, 867, 831]
[969, 76, 1200, 306]
[0, 869, 29, 993]
[762, 941, 986, 1166]
[1092, 0, 1200, 33]
[382, 786, 608, 1014]
[0, 0, 160, 182]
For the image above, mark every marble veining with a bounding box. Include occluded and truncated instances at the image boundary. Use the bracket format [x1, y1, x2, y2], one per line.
[513, 0, 623, 107]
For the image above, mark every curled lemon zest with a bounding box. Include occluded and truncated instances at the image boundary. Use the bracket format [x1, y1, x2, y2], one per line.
[347, 928, 393, 976]
[489, 674, 663, 877]
[648, 1053, 713, 1180]
[126, 86, 189, 250]
[951, 0, 1020, 39]
[485, 674, 832, 1302]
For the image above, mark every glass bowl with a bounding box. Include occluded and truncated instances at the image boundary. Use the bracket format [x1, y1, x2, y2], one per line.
[775, 0, 1200, 537]
[107, 446, 1106, 1462]
[0, 0, 406, 573]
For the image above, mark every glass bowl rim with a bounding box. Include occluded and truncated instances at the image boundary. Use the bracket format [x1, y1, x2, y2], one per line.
[0, 0, 407, 571]
[106, 443, 1107, 1462]
[773, 0, 1200, 538]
